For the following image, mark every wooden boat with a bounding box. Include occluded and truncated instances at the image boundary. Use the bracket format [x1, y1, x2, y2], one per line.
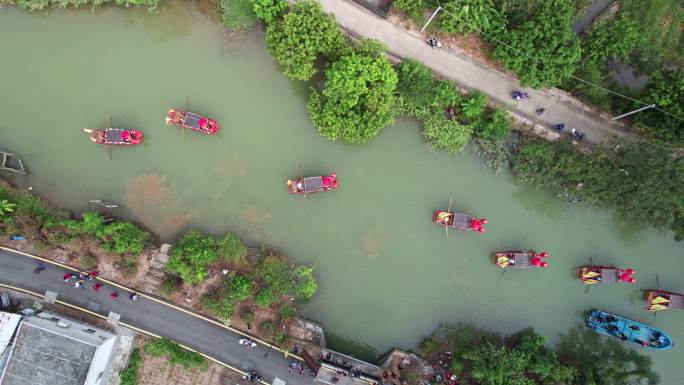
[432, 210, 487, 232]
[288, 173, 338, 194]
[494, 251, 548, 269]
[577, 265, 635, 285]
[166, 109, 218, 135]
[645, 290, 684, 312]
[586, 309, 673, 350]
[82, 128, 143, 146]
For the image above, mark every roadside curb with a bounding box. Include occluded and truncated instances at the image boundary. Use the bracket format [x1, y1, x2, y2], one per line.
[0, 246, 303, 362]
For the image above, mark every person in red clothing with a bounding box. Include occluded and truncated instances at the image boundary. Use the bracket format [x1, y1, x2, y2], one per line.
[110, 291, 119, 299]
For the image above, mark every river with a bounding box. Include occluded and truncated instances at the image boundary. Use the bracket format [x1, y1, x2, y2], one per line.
[0, 2, 682, 383]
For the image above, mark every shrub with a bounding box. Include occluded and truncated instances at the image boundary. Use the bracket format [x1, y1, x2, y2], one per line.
[251, 0, 287, 24]
[439, 0, 503, 35]
[120, 348, 141, 385]
[423, 114, 473, 154]
[217, 233, 246, 263]
[0, 199, 16, 217]
[167, 231, 221, 286]
[240, 307, 255, 324]
[253, 255, 318, 307]
[308, 39, 397, 144]
[96, 221, 148, 255]
[201, 274, 254, 321]
[279, 303, 296, 321]
[159, 275, 182, 299]
[81, 212, 105, 235]
[219, 0, 258, 31]
[259, 320, 276, 338]
[144, 338, 207, 370]
[473, 107, 511, 141]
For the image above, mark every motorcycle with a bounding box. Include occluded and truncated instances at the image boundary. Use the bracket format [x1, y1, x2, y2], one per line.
[243, 371, 262, 383]
[570, 128, 586, 141]
[426, 37, 442, 48]
[511, 91, 529, 100]
[239, 338, 257, 348]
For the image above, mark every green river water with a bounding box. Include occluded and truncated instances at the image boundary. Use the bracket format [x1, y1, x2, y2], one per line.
[0, 2, 682, 382]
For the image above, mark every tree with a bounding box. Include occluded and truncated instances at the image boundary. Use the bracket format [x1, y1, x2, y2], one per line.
[266, 0, 346, 80]
[251, 0, 287, 24]
[491, 0, 580, 88]
[463, 343, 534, 385]
[392, 0, 429, 22]
[557, 325, 659, 385]
[440, 0, 504, 35]
[631, 68, 684, 142]
[308, 40, 398, 144]
[0, 199, 16, 217]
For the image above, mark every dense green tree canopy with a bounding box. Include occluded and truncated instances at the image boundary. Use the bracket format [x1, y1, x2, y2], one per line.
[308, 40, 398, 144]
[492, 0, 581, 88]
[632, 69, 684, 141]
[266, 0, 345, 80]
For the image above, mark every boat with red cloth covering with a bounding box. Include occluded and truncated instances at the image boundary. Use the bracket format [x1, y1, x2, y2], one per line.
[577, 265, 635, 285]
[166, 109, 219, 135]
[288, 173, 338, 194]
[82, 128, 143, 146]
[494, 251, 549, 269]
[432, 210, 487, 232]
[645, 290, 684, 311]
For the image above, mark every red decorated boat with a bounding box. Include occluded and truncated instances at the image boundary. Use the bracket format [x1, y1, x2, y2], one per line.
[82, 128, 143, 146]
[577, 265, 635, 285]
[494, 251, 548, 269]
[645, 290, 684, 312]
[288, 173, 338, 194]
[166, 109, 218, 135]
[432, 210, 487, 232]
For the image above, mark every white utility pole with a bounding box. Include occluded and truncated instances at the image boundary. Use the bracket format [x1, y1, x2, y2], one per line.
[611, 104, 656, 120]
[421, 6, 443, 32]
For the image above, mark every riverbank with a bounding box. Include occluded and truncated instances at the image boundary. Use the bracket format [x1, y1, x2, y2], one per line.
[0, 178, 319, 346]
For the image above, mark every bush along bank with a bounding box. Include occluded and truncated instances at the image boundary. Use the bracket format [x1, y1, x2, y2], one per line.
[165, 229, 318, 344]
[417, 323, 659, 385]
[0, 178, 319, 344]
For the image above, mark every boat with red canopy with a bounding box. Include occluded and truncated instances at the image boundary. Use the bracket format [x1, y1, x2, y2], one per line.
[494, 251, 548, 269]
[288, 173, 338, 194]
[645, 290, 684, 312]
[166, 109, 219, 135]
[577, 265, 635, 285]
[82, 128, 143, 146]
[432, 210, 487, 232]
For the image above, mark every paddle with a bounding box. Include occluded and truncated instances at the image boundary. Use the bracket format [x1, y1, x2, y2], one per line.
[445, 197, 452, 240]
[654, 274, 661, 318]
[182, 96, 188, 143]
[107, 116, 113, 160]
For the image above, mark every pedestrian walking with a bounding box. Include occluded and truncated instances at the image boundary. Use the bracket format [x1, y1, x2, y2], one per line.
[93, 283, 103, 291]
[110, 291, 119, 299]
[536, 108, 545, 115]
[33, 262, 46, 274]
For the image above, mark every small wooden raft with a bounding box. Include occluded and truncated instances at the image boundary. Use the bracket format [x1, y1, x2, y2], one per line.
[0, 151, 27, 174]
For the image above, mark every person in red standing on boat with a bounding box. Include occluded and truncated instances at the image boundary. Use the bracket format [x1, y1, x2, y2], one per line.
[470, 217, 487, 232]
[531, 255, 549, 268]
[619, 268, 636, 283]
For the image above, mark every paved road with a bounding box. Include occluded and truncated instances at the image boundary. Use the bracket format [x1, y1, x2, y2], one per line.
[0, 248, 313, 385]
[319, 0, 628, 144]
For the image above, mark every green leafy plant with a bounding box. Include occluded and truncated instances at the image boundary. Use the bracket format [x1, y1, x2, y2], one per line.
[201, 274, 254, 321]
[251, 0, 287, 24]
[79, 254, 98, 270]
[439, 0, 503, 35]
[0, 199, 16, 216]
[217, 233, 246, 263]
[491, 0, 581, 88]
[144, 338, 207, 370]
[96, 221, 148, 255]
[219, 0, 258, 31]
[308, 39, 397, 144]
[159, 275, 182, 299]
[120, 348, 142, 385]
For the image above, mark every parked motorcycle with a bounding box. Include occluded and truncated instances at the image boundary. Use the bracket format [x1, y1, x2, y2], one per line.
[512, 91, 529, 100]
[239, 338, 257, 348]
[426, 37, 442, 48]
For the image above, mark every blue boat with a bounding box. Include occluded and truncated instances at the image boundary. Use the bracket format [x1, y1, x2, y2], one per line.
[585, 309, 673, 350]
